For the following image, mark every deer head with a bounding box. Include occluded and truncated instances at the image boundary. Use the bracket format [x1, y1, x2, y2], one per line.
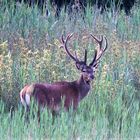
[61, 33, 108, 84]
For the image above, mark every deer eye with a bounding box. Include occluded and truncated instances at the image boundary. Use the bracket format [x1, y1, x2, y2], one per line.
[82, 68, 87, 72]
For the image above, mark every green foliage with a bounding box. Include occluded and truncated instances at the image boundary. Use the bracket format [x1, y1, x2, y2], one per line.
[0, 0, 140, 139]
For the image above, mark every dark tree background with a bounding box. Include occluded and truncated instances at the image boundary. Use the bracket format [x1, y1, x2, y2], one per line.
[4, 0, 138, 17]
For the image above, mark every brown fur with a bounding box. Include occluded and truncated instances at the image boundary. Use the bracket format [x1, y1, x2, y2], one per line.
[20, 75, 90, 112]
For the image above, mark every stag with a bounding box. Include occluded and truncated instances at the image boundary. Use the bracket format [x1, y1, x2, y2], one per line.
[20, 33, 107, 121]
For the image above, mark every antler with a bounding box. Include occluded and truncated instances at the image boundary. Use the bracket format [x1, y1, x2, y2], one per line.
[84, 49, 87, 64]
[61, 34, 79, 62]
[89, 34, 108, 67]
[61, 34, 88, 65]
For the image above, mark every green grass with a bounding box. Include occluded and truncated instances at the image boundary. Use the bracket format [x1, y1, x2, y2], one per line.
[0, 1, 140, 139]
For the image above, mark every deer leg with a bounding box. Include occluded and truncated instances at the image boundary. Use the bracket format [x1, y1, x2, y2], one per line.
[24, 105, 30, 123]
[51, 110, 59, 124]
[37, 107, 41, 123]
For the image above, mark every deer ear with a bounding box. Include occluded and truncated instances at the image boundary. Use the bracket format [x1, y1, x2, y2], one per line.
[76, 63, 81, 70]
[76, 62, 84, 71]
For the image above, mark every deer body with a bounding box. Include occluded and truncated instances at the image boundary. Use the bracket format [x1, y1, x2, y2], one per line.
[20, 75, 91, 113]
[20, 33, 107, 119]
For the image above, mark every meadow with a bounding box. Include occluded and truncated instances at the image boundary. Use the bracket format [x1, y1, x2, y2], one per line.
[0, 1, 140, 139]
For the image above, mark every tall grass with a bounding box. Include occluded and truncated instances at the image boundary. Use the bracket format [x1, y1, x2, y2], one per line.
[0, 1, 140, 139]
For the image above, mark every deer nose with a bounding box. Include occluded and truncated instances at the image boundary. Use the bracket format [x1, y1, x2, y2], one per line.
[90, 75, 94, 80]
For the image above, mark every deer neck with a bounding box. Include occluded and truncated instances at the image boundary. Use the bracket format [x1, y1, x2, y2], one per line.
[76, 75, 91, 100]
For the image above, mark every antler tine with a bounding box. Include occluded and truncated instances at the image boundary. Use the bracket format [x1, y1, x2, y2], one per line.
[61, 35, 65, 44]
[74, 51, 79, 60]
[102, 36, 108, 52]
[84, 49, 87, 64]
[61, 33, 79, 62]
[95, 36, 108, 62]
[90, 34, 103, 49]
[89, 49, 97, 66]
[90, 35, 108, 67]
[61, 33, 73, 44]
